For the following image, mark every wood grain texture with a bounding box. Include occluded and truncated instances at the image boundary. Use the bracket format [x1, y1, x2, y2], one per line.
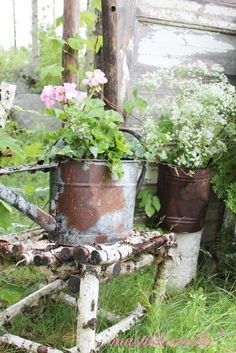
[102, 0, 118, 109]
[137, 0, 236, 32]
[62, 0, 80, 83]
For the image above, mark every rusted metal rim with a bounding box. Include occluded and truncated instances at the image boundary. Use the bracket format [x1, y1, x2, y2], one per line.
[58, 158, 142, 164]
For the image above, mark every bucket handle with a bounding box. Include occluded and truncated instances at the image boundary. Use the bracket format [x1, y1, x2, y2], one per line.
[119, 127, 147, 194]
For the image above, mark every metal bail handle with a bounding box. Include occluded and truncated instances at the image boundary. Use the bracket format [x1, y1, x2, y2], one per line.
[119, 127, 147, 194]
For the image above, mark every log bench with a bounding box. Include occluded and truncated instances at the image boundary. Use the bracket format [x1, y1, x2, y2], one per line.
[0, 227, 177, 353]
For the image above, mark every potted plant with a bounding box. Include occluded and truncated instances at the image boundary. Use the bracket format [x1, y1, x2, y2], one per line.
[39, 69, 145, 245]
[139, 63, 236, 232]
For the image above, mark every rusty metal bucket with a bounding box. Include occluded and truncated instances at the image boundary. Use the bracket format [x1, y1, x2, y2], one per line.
[0, 128, 146, 246]
[157, 163, 212, 233]
[50, 159, 144, 245]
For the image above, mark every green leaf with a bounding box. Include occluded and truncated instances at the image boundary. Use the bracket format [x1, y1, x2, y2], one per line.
[55, 16, 63, 27]
[67, 64, 78, 74]
[80, 11, 97, 29]
[133, 88, 138, 98]
[24, 142, 43, 158]
[89, 146, 99, 158]
[123, 100, 134, 114]
[47, 37, 65, 49]
[41, 64, 64, 81]
[107, 110, 123, 123]
[23, 184, 36, 195]
[13, 105, 23, 112]
[90, 0, 101, 11]
[68, 35, 84, 50]
[95, 35, 103, 53]
[134, 96, 148, 111]
[152, 196, 161, 212]
[145, 203, 156, 218]
[0, 283, 25, 304]
[0, 129, 24, 158]
[0, 200, 13, 229]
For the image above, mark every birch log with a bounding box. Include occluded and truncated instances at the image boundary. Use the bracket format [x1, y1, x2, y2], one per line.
[0, 227, 45, 243]
[0, 333, 63, 353]
[0, 279, 64, 326]
[59, 247, 74, 261]
[12, 239, 50, 257]
[95, 304, 145, 350]
[68, 274, 81, 293]
[90, 233, 176, 265]
[33, 249, 63, 267]
[76, 266, 100, 353]
[57, 292, 121, 323]
[0, 82, 16, 128]
[0, 162, 58, 176]
[0, 241, 13, 255]
[73, 245, 94, 263]
[0, 182, 56, 232]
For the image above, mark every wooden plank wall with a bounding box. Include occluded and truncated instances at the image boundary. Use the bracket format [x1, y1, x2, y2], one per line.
[116, 0, 236, 112]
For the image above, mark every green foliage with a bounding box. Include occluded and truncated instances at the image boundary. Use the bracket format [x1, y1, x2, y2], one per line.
[0, 46, 30, 75]
[124, 88, 148, 114]
[38, 2, 103, 88]
[214, 229, 236, 275]
[38, 22, 64, 87]
[0, 122, 49, 231]
[0, 266, 45, 305]
[40, 64, 64, 82]
[137, 188, 161, 217]
[212, 132, 236, 214]
[0, 128, 25, 163]
[80, 11, 98, 30]
[0, 200, 13, 229]
[45, 97, 131, 178]
[0, 171, 49, 233]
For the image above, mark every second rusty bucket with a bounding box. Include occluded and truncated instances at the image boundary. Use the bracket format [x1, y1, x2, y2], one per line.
[157, 163, 212, 233]
[50, 159, 144, 245]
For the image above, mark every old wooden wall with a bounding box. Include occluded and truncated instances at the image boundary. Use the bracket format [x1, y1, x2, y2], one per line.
[116, 0, 236, 110]
[102, 0, 236, 242]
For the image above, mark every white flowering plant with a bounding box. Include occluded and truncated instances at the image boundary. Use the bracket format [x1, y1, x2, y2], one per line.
[138, 63, 236, 169]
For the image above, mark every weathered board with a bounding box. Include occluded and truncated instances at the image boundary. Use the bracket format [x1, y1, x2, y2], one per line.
[115, 0, 236, 108]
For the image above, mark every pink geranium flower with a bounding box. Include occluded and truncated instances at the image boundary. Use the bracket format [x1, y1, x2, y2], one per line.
[82, 69, 108, 88]
[54, 86, 66, 104]
[64, 83, 80, 100]
[40, 85, 56, 108]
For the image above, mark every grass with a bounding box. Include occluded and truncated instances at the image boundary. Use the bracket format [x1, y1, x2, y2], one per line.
[0, 171, 49, 234]
[0, 264, 236, 353]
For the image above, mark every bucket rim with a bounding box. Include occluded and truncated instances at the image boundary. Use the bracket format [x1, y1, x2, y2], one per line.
[57, 158, 142, 165]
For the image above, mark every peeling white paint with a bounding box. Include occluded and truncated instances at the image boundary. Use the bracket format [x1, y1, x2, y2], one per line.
[138, 0, 236, 31]
[119, 49, 130, 104]
[137, 24, 236, 68]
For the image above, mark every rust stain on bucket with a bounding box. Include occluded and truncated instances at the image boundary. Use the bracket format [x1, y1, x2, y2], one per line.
[157, 163, 212, 233]
[50, 159, 140, 245]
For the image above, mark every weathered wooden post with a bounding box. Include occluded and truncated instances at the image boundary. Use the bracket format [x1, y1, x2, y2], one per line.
[62, 0, 80, 83]
[101, 0, 118, 109]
